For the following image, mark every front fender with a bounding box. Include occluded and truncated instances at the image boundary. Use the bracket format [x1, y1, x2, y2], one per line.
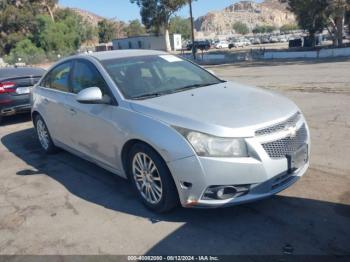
[115, 107, 195, 172]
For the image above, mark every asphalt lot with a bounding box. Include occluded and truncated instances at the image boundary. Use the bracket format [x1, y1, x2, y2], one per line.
[0, 58, 350, 256]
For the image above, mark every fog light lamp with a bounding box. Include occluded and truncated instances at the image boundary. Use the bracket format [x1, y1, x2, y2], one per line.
[203, 185, 250, 200]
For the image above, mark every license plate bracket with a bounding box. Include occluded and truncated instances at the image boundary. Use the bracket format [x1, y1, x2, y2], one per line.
[287, 145, 308, 173]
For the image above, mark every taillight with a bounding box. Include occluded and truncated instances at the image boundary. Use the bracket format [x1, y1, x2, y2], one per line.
[0, 82, 16, 94]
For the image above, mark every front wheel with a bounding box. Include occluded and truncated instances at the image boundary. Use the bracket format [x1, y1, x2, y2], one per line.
[128, 143, 179, 213]
[34, 115, 58, 154]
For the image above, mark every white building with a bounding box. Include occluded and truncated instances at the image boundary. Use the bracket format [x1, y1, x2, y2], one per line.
[171, 34, 182, 51]
[112, 34, 182, 51]
[0, 58, 7, 67]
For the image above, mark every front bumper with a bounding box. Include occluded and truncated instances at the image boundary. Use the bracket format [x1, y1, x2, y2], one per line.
[168, 118, 311, 208]
[168, 153, 309, 208]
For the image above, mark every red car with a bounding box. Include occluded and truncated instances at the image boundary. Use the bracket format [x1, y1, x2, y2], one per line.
[0, 67, 45, 123]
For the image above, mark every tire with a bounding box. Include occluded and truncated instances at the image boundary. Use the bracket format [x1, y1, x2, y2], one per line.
[34, 115, 58, 154]
[127, 143, 179, 213]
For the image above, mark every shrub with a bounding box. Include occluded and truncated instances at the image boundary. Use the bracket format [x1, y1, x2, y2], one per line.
[280, 24, 299, 32]
[253, 25, 277, 34]
[233, 22, 249, 35]
[4, 39, 46, 65]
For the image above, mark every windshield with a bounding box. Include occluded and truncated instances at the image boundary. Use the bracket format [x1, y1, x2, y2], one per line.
[101, 55, 222, 99]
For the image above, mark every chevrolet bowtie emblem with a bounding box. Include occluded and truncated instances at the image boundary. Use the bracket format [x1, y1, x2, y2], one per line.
[286, 125, 297, 138]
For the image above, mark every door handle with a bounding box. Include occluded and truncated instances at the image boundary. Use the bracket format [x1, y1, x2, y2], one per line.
[43, 98, 49, 104]
[68, 108, 77, 115]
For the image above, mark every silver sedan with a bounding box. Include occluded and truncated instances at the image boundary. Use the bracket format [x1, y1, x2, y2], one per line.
[31, 50, 310, 212]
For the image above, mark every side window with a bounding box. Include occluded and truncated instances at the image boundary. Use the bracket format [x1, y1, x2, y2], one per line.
[71, 61, 108, 94]
[40, 73, 51, 88]
[49, 62, 72, 92]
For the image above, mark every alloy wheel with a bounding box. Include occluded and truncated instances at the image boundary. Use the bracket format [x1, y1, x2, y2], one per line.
[132, 152, 163, 204]
[36, 119, 49, 150]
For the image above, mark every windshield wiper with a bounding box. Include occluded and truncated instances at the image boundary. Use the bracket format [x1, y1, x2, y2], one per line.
[170, 82, 218, 94]
[132, 82, 219, 100]
[132, 92, 165, 100]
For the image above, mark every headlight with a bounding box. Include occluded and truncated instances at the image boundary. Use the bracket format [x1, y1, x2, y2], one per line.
[174, 127, 248, 157]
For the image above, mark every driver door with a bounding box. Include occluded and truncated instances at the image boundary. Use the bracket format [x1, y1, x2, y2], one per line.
[63, 59, 123, 171]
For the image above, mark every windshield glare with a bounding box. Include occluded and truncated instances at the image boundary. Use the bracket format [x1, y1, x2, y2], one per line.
[101, 55, 222, 99]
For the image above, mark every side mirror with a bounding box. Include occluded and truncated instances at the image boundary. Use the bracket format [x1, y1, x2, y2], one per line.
[76, 87, 104, 104]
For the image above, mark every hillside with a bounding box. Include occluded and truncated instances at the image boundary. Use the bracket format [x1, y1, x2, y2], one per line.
[194, 0, 296, 35]
[69, 8, 105, 26]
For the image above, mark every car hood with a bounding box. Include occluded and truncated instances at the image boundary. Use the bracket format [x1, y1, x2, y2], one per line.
[130, 82, 299, 137]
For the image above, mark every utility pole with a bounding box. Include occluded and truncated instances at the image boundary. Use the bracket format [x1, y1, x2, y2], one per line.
[189, 0, 196, 60]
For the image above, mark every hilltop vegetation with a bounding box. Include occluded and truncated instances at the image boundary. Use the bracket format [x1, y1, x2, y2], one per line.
[194, 0, 296, 35]
[0, 0, 98, 64]
[0, 1, 145, 64]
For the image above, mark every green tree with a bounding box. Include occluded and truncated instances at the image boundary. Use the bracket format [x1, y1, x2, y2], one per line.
[288, 0, 350, 47]
[98, 19, 118, 43]
[325, 0, 350, 46]
[252, 25, 276, 34]
[0, 1, 97, 60]
[169, 16, 191, 39]
[4, 39, 46, 64]
[54, 8, 98, 45]
[288, 0, 329, 47]
[233, 22, 249, 35]
[39, 19, 79, 55]
[0, 4, 37, 54]
[34, 10, 98, 56]
[125, 19, 146, 37]
[130, 0, 188, 51]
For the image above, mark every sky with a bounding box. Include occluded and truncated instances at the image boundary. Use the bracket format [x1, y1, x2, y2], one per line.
[59, 0, 244, 22]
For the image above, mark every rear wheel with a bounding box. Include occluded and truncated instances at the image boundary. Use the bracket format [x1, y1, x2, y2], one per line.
[34, 115, 58, 154]
[128, 143, 179, 213]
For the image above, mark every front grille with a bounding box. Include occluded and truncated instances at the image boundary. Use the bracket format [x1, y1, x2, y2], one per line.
[256, 112, 301, 136]
[262, 124, 307, 159]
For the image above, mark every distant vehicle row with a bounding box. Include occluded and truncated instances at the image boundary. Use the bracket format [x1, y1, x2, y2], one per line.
[184, 34, 303, 51]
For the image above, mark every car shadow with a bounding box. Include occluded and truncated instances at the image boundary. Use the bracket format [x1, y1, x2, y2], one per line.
[0, 113, 31, 126]
[1, 128, 350, 255]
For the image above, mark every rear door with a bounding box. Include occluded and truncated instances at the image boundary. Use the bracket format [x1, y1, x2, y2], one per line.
[36, 61, 73, 144]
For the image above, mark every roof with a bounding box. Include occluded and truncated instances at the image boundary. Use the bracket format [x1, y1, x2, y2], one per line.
[89, 49, 168, 61]
[0, 67, 46, 80]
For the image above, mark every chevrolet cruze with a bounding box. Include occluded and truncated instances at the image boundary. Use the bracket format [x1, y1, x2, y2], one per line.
[31, 50, 310, 212]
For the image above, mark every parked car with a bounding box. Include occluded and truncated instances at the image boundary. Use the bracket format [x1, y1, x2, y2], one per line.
[229, 40, 245, 49]
[269, 36, 279, 43]
[0, 67, 45, 123]
[241, 38, 251, 46]
[186, 40, 210, 51]
[215, 40, 229, 49]
[251, 38, 261, 45]
[278, 36, 288, 42]
[32, 50, 310, 212]
[261, 37, 270, 44]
